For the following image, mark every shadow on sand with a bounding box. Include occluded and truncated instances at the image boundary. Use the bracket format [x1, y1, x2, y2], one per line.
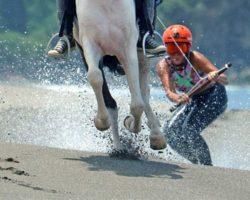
[64, 155, 185, 179]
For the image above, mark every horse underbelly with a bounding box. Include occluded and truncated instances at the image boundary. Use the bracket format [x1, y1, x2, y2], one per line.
[76, 0, 137, 56]
[83, 27, 127, 56]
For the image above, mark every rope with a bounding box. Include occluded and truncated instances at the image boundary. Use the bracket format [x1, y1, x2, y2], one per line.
[157, 16, 203, 79]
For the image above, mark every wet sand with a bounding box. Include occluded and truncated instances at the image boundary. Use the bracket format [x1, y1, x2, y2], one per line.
[1, 142, 250, 200]
[1, 78, 250, 199]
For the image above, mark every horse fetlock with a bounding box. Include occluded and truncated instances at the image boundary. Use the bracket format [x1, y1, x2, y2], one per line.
[149, 134, 166, 150]
[147, 118, 161, 130]
[130, 103, 144, 117]
[94, 116, 111, 131]
[124, 115, 141, 133]
[112, 141, 125, 152]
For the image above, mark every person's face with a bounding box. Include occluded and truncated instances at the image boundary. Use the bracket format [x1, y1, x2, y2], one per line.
[165, 42, 190, 65]
[169, 53, 185, 65]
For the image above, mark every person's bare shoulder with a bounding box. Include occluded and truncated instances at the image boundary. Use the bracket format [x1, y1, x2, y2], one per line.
[191, 50, 207, 63]
[191, 50, 217, 72]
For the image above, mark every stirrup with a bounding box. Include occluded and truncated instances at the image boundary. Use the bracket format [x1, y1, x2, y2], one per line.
[142, 31, 166, 58]
[46, 33, 71, 58]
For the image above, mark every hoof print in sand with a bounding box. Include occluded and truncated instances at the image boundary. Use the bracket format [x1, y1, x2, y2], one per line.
[0, 166, 29, 176]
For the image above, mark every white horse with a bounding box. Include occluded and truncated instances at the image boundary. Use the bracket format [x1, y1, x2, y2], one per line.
[74, 0, 166, 153]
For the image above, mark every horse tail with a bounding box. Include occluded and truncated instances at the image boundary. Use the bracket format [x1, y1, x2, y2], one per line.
[99, 59, 117, 110]
[103, 56, 125, 76]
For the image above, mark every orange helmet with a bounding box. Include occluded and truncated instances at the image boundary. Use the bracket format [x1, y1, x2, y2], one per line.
[163, 24, 192, 45]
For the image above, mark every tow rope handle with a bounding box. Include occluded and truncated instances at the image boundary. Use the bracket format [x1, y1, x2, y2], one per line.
[170, 62, 232, 112]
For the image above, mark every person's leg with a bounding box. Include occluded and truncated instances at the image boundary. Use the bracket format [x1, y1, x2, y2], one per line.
[48, 0, 76, 58]
[183, 121, 213, 165]
[56, 0, 64, 23]
[189, 83, 228, 132]
[164, 84, 227, 165]
[164, 104, 200, 164]
[136, 0, 165, 55]
[147, 0, 155, 23]
[183, 83, 228, 165]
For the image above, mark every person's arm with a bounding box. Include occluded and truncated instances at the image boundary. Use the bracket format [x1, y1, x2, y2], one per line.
[191, 51, 229, 85]
[156, 59, 189, 103]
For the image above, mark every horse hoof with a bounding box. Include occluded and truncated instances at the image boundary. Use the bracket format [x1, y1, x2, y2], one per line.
[124, 115, 141, 133]
[109, 149, 139, 160]
[94, 117, 110, 131]
[124, 115, 132, 129]
[150, 134, 166, 150]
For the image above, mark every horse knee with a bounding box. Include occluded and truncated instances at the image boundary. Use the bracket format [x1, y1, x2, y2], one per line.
[87, 69, 103, 88]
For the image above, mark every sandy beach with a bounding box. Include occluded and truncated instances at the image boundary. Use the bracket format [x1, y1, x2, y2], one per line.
[1, 142, 250, 200]
[1, 77, 250, 199]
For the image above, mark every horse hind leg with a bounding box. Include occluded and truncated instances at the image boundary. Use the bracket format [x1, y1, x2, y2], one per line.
[138, 52, 166, 150]
[83, 43, 111, 131]
[82, 46, 124, 150]
[121, 45, 144, 133]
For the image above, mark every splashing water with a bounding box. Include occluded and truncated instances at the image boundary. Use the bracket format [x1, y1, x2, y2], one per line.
[1, 39, 250, 171]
